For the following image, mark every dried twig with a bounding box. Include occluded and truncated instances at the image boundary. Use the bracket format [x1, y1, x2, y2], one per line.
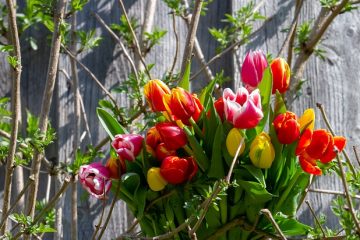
[25, 0, 68, 222]
[305, 200, 326, 238]
[260, 209, 287, 240]
[117, 0, 152, 79]
[353, 146, 360, 166]
[0, 0, 22, 233]
[308, 188, 360, 199]
[179, 0, 203, 81]
[168, 12, 179, 81]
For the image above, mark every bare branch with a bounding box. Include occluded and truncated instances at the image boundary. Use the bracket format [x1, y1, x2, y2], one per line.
[179, 0, 203, 81]
[260, 209, 287, 240]
[305, 200, 326, 238]
[1, 0, 22, 233]
[308, 188, 360, 199]
[168, 12, 179, 81]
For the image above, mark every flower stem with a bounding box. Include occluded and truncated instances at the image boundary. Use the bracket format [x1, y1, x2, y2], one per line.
[189, 117, 204, 140]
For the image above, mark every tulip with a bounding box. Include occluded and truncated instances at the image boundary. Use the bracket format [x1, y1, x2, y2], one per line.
[226, 128, 245, 157]
[273, 111, 300, 144]
[249, 132, 275, 169]
[296, 129, 346, 175]
[147, 167, 168, 191]
[79, 162, 112, 199]
[145, 126, 162, 156]
[105, 157, 126, 179]
[241, 50, 268, 91]
[155, 143, 177, 161]
[143, 79, 171, 112]
[223, 87, 263, 129]
[214, 97, 225, 121]
[155, 122, 187, 150]
[298, 108, 315, 132]
[112, 134, 144, 161]
[160, 156, 198, 184]
[163, 87, 204, 125]
[270, 58, 290, 94]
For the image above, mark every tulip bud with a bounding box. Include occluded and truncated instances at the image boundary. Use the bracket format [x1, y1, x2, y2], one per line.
[223, 87, 263, 129]
[241, 50, 268, 91]
[144, 79, 171, 112]
[105, 157, 126, 179]
[147, 167, 168, 191]
[298, 108, 315, 132]
[163, 87, 204, 125]
[270, 58, 290, 94]
[112, 134, 144, 161]
[249, 133, 275, 169]
[160, 156, 198, 184]
[226, 128, 245, 157]
[155, 122, 187, 150]
[273, 111, 300, 144]
[79, 162, 112, 199]
[214, 97, 225, 121]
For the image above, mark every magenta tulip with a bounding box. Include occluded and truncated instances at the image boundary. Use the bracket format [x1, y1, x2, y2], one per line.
[79, 162, 112, 199]
[223, 87, 263, 129]
[241, 50, 268, 91]
[112, 134, 144, 161]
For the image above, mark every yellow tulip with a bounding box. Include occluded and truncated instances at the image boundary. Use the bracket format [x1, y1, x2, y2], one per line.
[299, 108, 315, 132]
[147, 167, 167, 191]
[249, 132, 275, 169]
[226, 128, 245, 157]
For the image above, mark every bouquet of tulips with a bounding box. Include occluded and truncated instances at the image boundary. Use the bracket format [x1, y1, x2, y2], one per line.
[78, 50, 346, 239]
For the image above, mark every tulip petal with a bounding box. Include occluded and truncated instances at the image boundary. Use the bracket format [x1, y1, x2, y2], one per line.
[305, 130, 331, 159]
[296, 128, 312, 155]
[299, 155, 322, 175]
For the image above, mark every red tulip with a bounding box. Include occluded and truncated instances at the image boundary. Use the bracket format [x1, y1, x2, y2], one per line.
[145, 126, 162, 156]
[223, 87, 263, 129]
[270, 58, 290, 94]
[160, 156, 198, 184]
[155, 143, 176, 161]
[273, 111, 300, 144]
[296, 129, 346, 175]
[105, 157, 126, 179]
[144, 79, 171, 112]
[79, 162, 112, 199]
[163, 87, 204, 125]
[214, 97, 225, 121]
[155, 122, 187, 150]
[112, 134, 144, 161]
[241, 50, 268, 91]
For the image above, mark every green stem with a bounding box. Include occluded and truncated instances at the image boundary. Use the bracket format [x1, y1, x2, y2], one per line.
[189, 117, 204, 140]
[183, 144, 205, 172]
[274, 169, 302, 212]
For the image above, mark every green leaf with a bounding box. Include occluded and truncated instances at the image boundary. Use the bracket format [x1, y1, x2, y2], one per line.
[255, 67, 272, 134]
[238, 180, 274, 204]
[183, 126, 209, 171]
[96, 107, 127, 139]
[208, 124, 225, 178]
[269, 213, 311, 236]
[240, 165, 266, 188]
[178, 61, 191, 90]
[274, 91, 286, 116]
[199, 78, 217, 105]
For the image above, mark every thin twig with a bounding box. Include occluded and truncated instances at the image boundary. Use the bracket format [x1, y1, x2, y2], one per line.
[260, 209, 287, 240]
[305, 200, 326, 238]
[25, 0, 68, 220]
[187, 225, 198, 240]
[62, 46, 117, 105]
[117, 0, 152, 79]
[308, 188, 360, 199]
[277, 0, 304, 58]
[353, 146, 360, 166]
[0, 176, 34, 230]
[91, 193, 107, 240]
[316, 103, 356, 175]
[179, 0, 203, 81]
[0, 0, 22, 234]
[168, 12, 179, 81]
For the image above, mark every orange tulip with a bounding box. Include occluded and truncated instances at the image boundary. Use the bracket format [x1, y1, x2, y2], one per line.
[270, 58, 290, 94]
[105, 157, 126, 179]
[144, 79, 171, 112]
[273, 111, 300, 144]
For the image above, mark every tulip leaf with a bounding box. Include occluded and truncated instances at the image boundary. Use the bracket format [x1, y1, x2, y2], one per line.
[183, 126, 209, 171]
[255, 67, 272, 134]
[264, 213, 311, 236]
[203, 97, 221, 155]
[121, 172, 140, 196]
[238, 180, 274, 204]
[178, 61, 191, 91]
[96, 107, 127, 140]
[208, 124, 225, 178]
[135, 187, 147, 219]
[274, 91, 286, 116]
[199, 78, 217, 105]
[240, 165, 266, 188]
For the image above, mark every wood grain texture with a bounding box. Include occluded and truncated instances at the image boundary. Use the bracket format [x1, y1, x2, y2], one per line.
[0, 0, 359, 238]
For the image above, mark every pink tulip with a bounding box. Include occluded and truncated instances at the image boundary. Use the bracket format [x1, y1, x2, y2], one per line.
[223, 87, 263, 129]
[241, 50, 268, 91]
[112, 134, 144, 161]
[79, 162, 112, 199]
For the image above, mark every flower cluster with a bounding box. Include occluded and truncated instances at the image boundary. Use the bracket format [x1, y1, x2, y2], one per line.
[78, 49, 347, 239]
